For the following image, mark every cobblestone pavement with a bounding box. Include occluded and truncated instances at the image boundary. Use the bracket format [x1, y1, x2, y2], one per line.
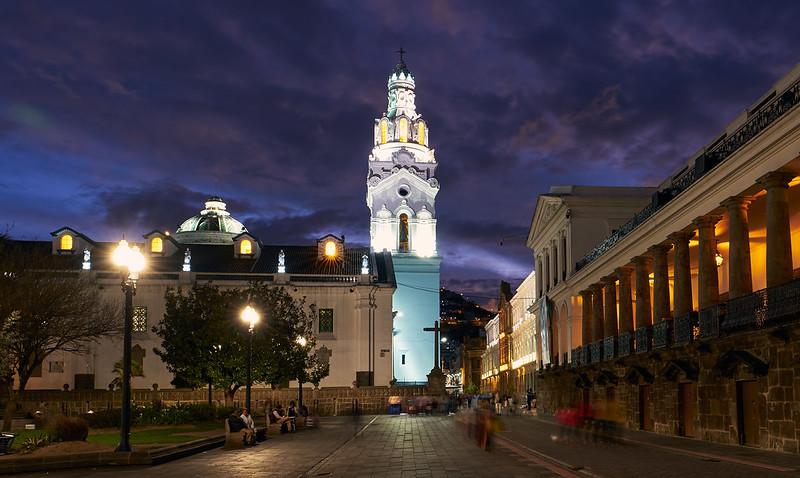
[20, 412, 800, 477]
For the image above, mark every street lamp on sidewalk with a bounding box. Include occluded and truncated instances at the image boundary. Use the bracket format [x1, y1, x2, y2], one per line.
[112, 239, 145, 453]
[242, 305, 259, 412]
[296, 336, 307, 409]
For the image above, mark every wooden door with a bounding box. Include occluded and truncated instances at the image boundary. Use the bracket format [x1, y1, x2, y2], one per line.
[639, 385, 652, 431]
[678, 382, 695, 437]
[737, 380, 759, 445]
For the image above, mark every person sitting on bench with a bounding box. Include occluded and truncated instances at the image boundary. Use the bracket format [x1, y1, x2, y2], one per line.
[272, 404, 292, 433]
[229, 409, 254, 445]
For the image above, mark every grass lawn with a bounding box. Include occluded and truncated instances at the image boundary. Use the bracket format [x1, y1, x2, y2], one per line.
[5, 428, 51, 442]
[87, 422, 221, 446]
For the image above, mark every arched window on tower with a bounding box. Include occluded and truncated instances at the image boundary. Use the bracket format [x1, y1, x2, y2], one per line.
[380, 121, 388, 144]
[418, 122, 425, 145]
[325, 240, 336, 257]
[240, 239, 252, 255]
[151, 237, 163, 253]
[398, 214, 409, 252]
[60, 234, 73, 251]
[398, 118, 408, 142]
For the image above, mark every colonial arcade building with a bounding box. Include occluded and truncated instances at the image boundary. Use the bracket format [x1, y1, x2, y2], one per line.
[530, 61, 800, 452]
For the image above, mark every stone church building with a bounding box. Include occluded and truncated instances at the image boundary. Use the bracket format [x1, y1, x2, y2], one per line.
[12, 55, 442, 395]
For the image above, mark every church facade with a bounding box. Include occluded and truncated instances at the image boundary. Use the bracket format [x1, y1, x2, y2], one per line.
[19, 196, 396, 392]
[366, 55, 442, 384]
[11, 56, 444, 395]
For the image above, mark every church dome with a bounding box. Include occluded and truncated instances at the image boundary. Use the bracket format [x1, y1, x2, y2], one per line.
[388, 57, 414, 88]
[173, 197, 247, 244]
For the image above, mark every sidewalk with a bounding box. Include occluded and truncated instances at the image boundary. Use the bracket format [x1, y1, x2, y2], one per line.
[497, 413, 800, 478]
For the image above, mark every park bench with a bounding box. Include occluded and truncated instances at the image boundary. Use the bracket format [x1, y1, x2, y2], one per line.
[0, 433, 18, 455]
[223, 418, 267, 449]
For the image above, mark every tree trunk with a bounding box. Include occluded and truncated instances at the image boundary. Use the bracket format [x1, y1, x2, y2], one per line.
[224, 385, 239, 407]
[2, 379, 21, 432]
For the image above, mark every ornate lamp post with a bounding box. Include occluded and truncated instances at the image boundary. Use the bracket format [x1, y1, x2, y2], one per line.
[296, 336, 307, 409]
[242, 305, 259, 412]
[113, 239, 145, 453]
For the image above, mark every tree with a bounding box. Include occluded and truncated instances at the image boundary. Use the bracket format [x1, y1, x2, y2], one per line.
[153, 281, 329, 406]
[111, 359, 144, 390]
[0, 238, 120, 431]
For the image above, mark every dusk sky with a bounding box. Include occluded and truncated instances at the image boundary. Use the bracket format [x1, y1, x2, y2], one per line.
[2, 1, 800, 306]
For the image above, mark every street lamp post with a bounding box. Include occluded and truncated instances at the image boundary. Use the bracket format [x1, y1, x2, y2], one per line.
[241, 306, 259, 412]
[113, 239, 145, 453]
[296, 336, 307, 409]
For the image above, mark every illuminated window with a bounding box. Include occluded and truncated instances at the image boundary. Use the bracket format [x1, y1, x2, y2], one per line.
[60, 234, 73, 250]
[133, 306, 147, 332]
[151, 237, 163, 253]
[398, 118, 408, 142]
[398, 214, 409, 252]
[325, 240, 336, 257]
[240, 239, 252, 255]
[418, 122, 425, 145]
[319, 308, 334, 333]
[380, 121, 387, 144]
[49, 361, 64, 373]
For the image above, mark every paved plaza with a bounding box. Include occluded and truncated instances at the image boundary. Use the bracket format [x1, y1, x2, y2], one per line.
[17, 413, 800, 477]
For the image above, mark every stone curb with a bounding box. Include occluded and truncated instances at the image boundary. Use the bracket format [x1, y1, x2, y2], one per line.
[0, 435, 225, 475]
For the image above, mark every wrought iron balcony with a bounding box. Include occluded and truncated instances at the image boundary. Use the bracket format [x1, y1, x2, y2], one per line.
[575, 76, 800, 273]
[652, 320, 672, 349]
[618, 331, 633, 356]
[673, 311, 698, 345]
[590, 341, 602, 363]
[698, 303, 725, 339]
[723, 278, 800, 333]
[580, 344, 589, 364]
[635, 326, 651, 353]
[603, 336, 616, 360]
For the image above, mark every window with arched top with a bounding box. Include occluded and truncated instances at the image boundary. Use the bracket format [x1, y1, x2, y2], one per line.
[151, 237, 163, 253]
[240, 239, 252, 255]
[418, 122, 425, 145]
[398, 214, 409, 252]
[325, 240, 336, 257]
[380, 121, 388, 144]
[398, 118, 408, 142]
[60, 234, 73, 251]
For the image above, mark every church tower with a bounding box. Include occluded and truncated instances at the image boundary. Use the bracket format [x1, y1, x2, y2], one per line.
[366, 52, 441, 384]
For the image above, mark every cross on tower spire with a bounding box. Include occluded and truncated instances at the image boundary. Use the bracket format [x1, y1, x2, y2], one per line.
[397, 46, 406, 62]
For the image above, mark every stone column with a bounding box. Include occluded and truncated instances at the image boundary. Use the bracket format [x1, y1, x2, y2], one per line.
[590, 283, 604, 342]
[758, 171, 796, 288]
[632, 255, 653, 328]
[536, 256, 543, 298]
[668, 230, 694, 317]
[580, 289, 593, 346]
[544, 250, 551, 292]
[648, 244, 672, 323]
[722, 196, 754, 298]
[552, 239, 559, 286]
[603, 273, 618, 338]
[616, 266, 634, 333]
[693, 215, 722, 309]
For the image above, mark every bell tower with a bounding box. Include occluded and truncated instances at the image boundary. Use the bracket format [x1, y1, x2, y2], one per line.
[366, 51, 441, 385]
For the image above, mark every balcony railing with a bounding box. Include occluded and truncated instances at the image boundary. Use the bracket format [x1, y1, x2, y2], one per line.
[673, 311, 698, 345]
[552, 279, 800, 374]
[652, 320, 672, 349]
[575, 76, 800, 273]
[618, 331, 633, 356]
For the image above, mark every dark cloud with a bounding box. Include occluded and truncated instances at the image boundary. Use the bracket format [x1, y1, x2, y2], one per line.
[1, 0, 799, 302]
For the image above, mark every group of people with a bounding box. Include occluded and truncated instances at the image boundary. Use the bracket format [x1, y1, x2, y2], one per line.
[553, 399, 623, 445]
[228, 400, 317, 446]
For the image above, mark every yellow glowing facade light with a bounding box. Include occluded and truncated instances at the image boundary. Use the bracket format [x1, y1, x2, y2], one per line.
[151, 237, 163, 253]
[60, 234, 73, 250]
[240, 239, 252, 255]
[418, 122, 425, 145]
[380, 121, 387, 144]
[398, 118, 408, 142]
[325, 240, 336, 257]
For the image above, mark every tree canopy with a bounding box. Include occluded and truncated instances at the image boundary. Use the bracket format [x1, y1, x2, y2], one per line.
[152, 281, 329, 405]
[0, 238, 120, 431]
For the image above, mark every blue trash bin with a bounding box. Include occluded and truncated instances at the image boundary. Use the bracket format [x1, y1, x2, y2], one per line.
[389, 403, 401, 415]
